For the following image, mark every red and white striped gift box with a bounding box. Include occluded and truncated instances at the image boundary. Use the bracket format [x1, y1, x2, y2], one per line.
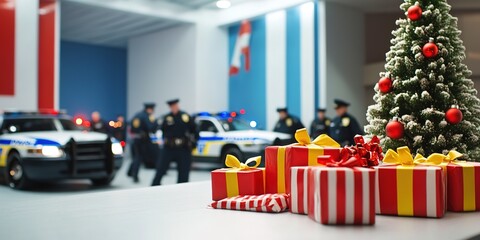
[308, 167, 375, 225]
[290, 167, 310, 214]
[210, 194, 289, 213]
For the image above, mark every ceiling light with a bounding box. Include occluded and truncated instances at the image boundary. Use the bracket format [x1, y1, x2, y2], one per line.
[216, 0, 231, 9]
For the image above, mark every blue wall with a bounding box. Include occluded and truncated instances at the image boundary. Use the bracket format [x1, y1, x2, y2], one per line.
[228, 3, 318, 130]
[60, 41, 127, 121]
[286, 7, 302, 117]
[229, 18, 267, 129]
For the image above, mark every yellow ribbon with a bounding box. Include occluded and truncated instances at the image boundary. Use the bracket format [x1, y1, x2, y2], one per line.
[225, 154, 261, 170]
[415, 150, 463, 165]
[294, 128, 341, 148]
[224, 154, 262, 198]
[383, 146, 463, 166]
[267, 129, 339, 194]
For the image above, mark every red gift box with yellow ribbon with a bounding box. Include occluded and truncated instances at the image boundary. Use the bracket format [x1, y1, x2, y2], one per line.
[445, 161, 480, 212]
[265, 128, 341, 194]
[376, 147, 446, 218]
[211, 155, 264, 201]
[392, 149, 480, 212]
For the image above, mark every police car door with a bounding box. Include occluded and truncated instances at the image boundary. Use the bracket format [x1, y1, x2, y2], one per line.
[194, 119, 222, 157]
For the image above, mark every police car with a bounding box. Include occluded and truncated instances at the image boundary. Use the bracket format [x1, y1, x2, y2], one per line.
[154, 111, 291, 165]
[0, 111, 124, 190]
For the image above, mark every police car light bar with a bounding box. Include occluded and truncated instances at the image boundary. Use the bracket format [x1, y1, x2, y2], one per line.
[4, 109, 67, 116]
[196, 111, 242, 118]
[217, 111, 230, 118]
[38, 109, 67, 115]
[197, 112, 211, 117]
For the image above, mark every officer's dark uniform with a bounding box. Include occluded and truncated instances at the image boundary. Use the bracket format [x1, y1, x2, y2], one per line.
[310, 108, 331, 139]
[91, 119, 108, 134]
[273, 108, 305, 143]
[329, 99, 364, 146]
[152, 99, 199, 185]
[112, 118, 126, 145]
[128, 103, 157, 182]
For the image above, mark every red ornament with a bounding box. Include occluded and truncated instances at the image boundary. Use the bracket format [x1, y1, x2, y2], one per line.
[423, 42, 439, 58]
[386, 118, 404, 139]
[445, 105, 463, 125]
[407, 5, 422, 21]
[378, 77, 393, 93]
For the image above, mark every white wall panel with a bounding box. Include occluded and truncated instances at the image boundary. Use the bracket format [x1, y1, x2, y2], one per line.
[128, 24, 196, 118]
[300, 2, 315, 128]
[265, 10, 286, 131]
[0, 0, 38, 110]
[194, 13, 229, 113]
[324, 2, 366, 125]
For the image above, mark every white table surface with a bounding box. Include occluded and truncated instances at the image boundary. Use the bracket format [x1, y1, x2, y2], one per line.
[1, 181, 479, 240]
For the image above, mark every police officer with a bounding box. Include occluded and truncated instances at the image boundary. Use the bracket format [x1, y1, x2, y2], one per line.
[152, 99, 198, 185]
[273, 107, 305, 143]
[128, 103, 157, 183]
[310, 108, 331, 139]
[90, 111, 108, 134]
[111, 115, 127, 146]
[329, 99, 363, 146]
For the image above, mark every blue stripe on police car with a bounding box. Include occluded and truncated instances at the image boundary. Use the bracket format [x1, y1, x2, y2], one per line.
[0, 138, 61, 147]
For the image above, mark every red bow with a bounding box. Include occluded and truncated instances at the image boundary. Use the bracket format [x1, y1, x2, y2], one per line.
[318, 135, 383, 168]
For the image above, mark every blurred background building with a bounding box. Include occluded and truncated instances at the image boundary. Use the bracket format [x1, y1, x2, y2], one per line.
[1, 0, 479, 128]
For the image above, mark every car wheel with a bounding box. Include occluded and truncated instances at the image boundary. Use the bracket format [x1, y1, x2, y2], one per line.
[6, 152, 31, 190]
[90, 175, 115, 187]
[221, 147, 243, 167]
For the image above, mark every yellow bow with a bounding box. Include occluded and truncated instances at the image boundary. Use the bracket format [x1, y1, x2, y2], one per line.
[383, 146, 463, 166]
[414, 150, 463, 165]
[225, 154, 261, 170]
[294, 128, 341, 148]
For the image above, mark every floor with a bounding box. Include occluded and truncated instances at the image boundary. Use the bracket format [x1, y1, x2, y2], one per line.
[0, 156, 213, 204]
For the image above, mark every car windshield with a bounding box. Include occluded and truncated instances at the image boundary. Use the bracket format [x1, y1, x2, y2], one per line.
[59, 119, 81, 131]
[1, 118, 57, 133]
[219, 119, 252, 131]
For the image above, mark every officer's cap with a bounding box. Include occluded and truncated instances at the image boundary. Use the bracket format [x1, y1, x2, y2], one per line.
[166, 99, 180, 106]
[144, 102, 156, 109]
[334, 99, 350, 109]
[276, 107, 288, 113]
[317, 108, 326, 112]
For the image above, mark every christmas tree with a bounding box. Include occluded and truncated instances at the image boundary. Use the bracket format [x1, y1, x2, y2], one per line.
[365, 0, 480, 160]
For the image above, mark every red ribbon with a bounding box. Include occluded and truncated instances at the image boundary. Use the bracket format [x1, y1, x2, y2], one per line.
[318, 135, 383, 168]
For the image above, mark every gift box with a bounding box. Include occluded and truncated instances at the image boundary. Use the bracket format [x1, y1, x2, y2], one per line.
[211, 155, 264, 201]
[407, 149, 480, 212]
[446, 161, 480, 212]
[289, 136, 382, 217]
[265, 128, 341, 194]
[290, 167, 310, 214]
[210, 194, 289, 213]
[308, 166, 376, 225]
[376, 147, 446, 218]
[265, 145, 288, 194]
[285, 143, 341, 193]
[285, 134, 383, 194]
